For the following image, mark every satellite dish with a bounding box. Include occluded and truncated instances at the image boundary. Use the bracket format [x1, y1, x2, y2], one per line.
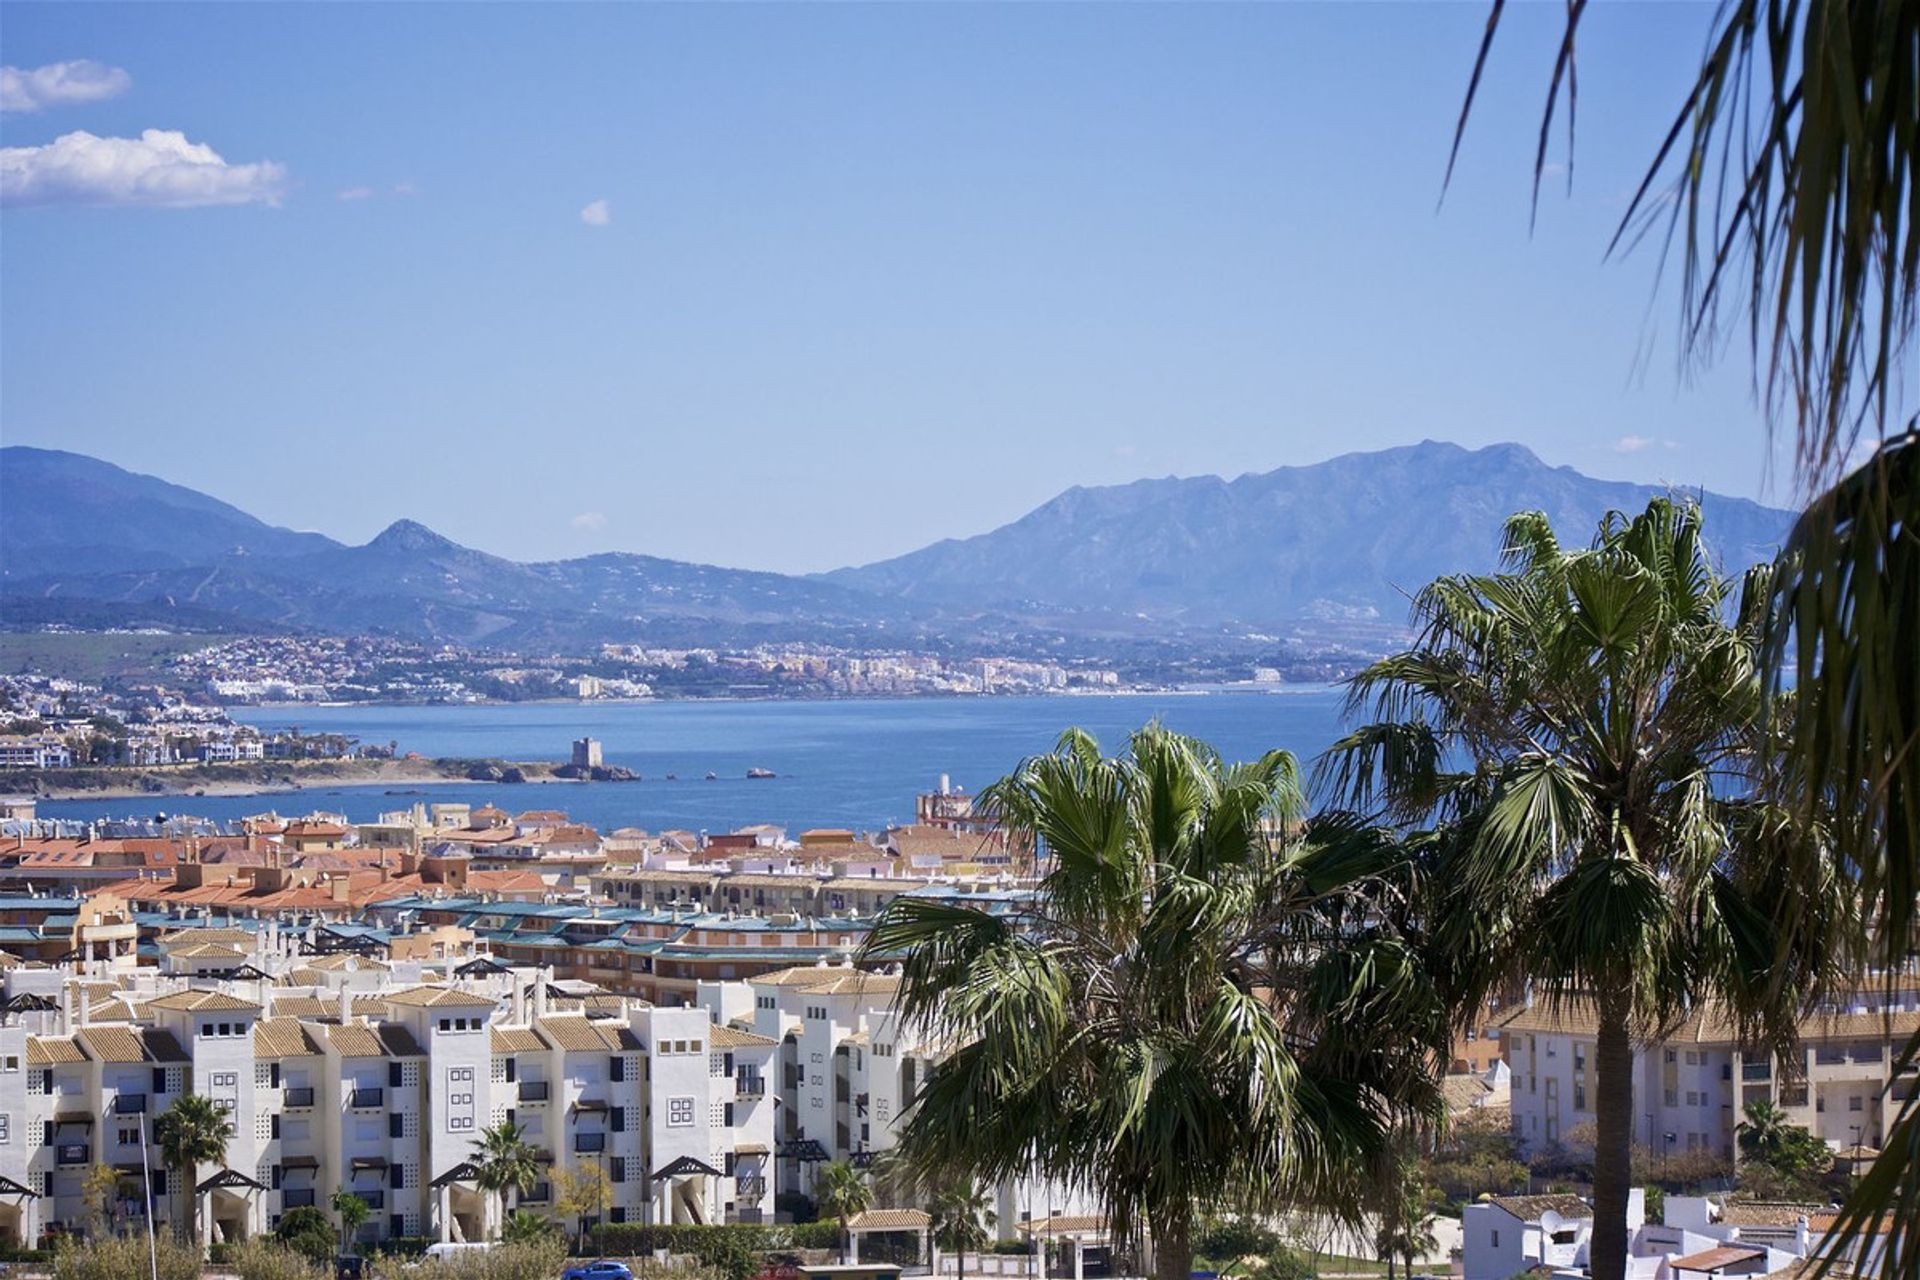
[344, 957, 360, 974]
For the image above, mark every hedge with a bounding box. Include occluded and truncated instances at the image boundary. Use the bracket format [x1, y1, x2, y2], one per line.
[585, 1223, 842, 1257]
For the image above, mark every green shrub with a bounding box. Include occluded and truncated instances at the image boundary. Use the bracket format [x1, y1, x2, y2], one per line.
[53, 1232, 203, 1280]
[404, 1237, 570, 1280]
[993, 1242, 1035, 1256]
[585, 1222, 840, 1259]
[275, 1205, 337, 1263]
[1199, 1218, 1282, 1264]
[230, 1238, 333, 1280]
[1249, 1245, 1317, 1280]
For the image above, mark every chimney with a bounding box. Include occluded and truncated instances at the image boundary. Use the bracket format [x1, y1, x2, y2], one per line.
[58, 982, 71, 1036]
[339, 986, 353, 1026]
[533, 970, 549, 1020]
[260, 985, 274, 1019]
[511, 977, 526, 1025]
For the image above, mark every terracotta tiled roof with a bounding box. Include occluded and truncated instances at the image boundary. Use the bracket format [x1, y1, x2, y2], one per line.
[846, 1209, 930, 1231]
[75, 1026, 189, 1064]
[146, 990, 260, 1013]
[491, 1027, 545, 1054]
[383, 986, 496, 1009]
[27, 1036, 85, 1065]
[1720, 1202, 1823, 1227]
[328, 1022, 421, 1058]
[1486, 1195, 1591, 1222]
[254, 1019, 324, 1059]
[160, 928, 255, 947]
[534, 1016, 642, 1053]
[167, 943, 246, 960]
[1019, 1216, 1107, 1236]
[1672, 1247, 1768, 1272]
[708, 1024, 779, 1048]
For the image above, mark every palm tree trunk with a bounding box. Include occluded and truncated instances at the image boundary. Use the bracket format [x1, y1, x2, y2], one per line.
[1152, 1204, 1193, 1280]
[1591, 990, 1635, 1280]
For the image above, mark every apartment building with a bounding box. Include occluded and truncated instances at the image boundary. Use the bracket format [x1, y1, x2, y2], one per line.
[1498, 996, 1920, 1161]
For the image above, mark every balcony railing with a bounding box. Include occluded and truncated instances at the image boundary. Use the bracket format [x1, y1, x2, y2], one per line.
[736, 1177, 767, 1198]
[735, 1075, 766, 1098]
[56, 1143, 89, 1165]
[348, 1088, 384, 1109]
[519, 1081, 550, 1102]
[283, 1087, 315, 1108]
[113, 1094, 148, 1115]
[1741, 1062, 1772, 1081]
[574, 1133, 606, 1154]
[281, 1189, 317, 1209]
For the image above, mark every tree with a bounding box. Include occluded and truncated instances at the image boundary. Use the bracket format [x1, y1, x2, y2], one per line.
[552, 1164, 611, 1251]
[78, 1163, 121, 1239]
[501, 1210, 561, 1246]
[1322, 498, 1847, 1280]
[153, 1094, 234, 1249]
[274, 1206, 335, 1263]
[929, 1179, 996, 1280]
[1371, 1138, 1437, 1280]
[1450, 14, 1919, 1275]
[470, 1120, 541, 1241]
[814, 1161, 872, 1264]
[331, 1190, 369, 1257]
[866, 724, 1448, 1280]
[1736, 1101, 1834, 1187]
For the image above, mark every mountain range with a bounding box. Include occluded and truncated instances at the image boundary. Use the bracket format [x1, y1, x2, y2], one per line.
[0, 442, 1797, 653]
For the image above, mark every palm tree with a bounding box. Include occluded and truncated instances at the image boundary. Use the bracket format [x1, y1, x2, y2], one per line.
[1736, 1101, 1793, 1165]
[929, 1179, 996, 1280]
[864, 724, 1448, 1280]
[815, 1161, 872, 1264]
[153, 1094, 234, 1249]
[1321, 498, 1848, 1280]
[331, 1190, 369, 1257]
[1449, 17, 1919, 1271]
[471, 1120, 540, 1241]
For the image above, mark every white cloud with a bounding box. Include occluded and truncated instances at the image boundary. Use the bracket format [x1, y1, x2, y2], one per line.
[0, 129, 286, 208]
[570, 511, 608, 532]
[0, 60, 132, 113]
[392, 181, 417, 196]
[1613, 434, 1655, 453]
[579, 198, 611, 227]
[336, 186, 375, 201]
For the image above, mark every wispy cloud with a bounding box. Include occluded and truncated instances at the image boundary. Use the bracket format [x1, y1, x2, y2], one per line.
[336, 186, 375, 202]
[579, 198, 611, 227]
[0, 129, 285, 208]
[1613, 434, 1680, 455]
[570, 511, 608, 532]
[392, 181, 417, 196]
[0, 60, 131, 113]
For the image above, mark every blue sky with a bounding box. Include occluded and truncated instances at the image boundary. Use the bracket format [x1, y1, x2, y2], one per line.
[1, 2, 1797, 574]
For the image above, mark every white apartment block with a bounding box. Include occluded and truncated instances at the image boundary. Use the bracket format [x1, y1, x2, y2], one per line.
[1498, 996, 1920, 1163]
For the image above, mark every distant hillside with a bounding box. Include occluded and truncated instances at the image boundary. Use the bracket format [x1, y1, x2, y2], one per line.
[0, 447, 340, 575]
[824, 440, 1797, 625]
[0, 441, 1798, 650]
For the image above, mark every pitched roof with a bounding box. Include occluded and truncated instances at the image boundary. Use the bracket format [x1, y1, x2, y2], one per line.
[846, 1209, 930, 1231]
[145, 990, 260, 1013]
[253, 1019, 324, 1059]
[491, 1026, 545, 1054]
[1019, 1215, 1108, 1236]
[75, 1026, 189, 1064]
[27, 1036, 85, 1065]
[534, 1015, 642, 1053]
[381, 986, 496, 1009]
[708, 1024, 779, 1048]
[1719, 1202, 1822, 1227]
[1672, 1247, 1769, 1272]
[1485, 1195, 1591, 1222]
[328, 1022, 421, 1058]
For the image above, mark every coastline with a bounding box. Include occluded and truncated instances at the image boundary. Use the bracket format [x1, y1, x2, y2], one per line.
[0, 756, 568, 802]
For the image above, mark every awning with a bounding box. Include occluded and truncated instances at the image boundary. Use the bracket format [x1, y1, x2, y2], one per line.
[113, 1164, 149, 1177]
[350, 1157, 389, 1173]
[279, 1156, 320, 1171]
[54, 1112, 93, 1128]
[652, 1155, 722, 1180]
[0, 1175, 37, 1198]
[431, 1161, 482, 1189]
[776, 1138, 830, 1162]
[570, 1098, 609, 1113]
[198, 1168, 266, 1194]
[734, 1143, 770, 1157]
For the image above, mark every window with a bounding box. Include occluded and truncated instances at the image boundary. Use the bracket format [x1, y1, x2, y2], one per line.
[611, 1158, 626, 1184]
[0, 1115, 9, 1144]
[667, 1097, 695, 1128]
[1, 1056, 15, 1073]
[447, 1067, 475, 1131]
[1491, 1231, 1500, 1249]
[390, 1062, 404, 1088]
[610, 1107, 625, 1133]
[390, 1114, 404, 1139]
[610, 1057, 625, 1083]
[1849, 1095, 1864, 1112]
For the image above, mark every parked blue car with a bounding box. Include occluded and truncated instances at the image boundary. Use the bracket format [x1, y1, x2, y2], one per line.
[563, 1262, 634, 1280]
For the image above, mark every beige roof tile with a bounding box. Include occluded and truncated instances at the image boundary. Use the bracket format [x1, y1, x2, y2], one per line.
[254, 1019, 324, 1059]
[847, 1209, 930, 1231]
[76, 1026, 189, 1064]
[708, 1024, 779, 1048]
[328, 1022, 422, 1058]
[145, 990, 260, 1013]
[382, 986, 496, 1009]
[28, 1036, 85, 1065]
[491, 1027, 545, 1054]
[534, 1016, 641, 1053]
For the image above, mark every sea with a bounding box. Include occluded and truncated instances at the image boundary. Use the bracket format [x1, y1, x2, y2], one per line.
[33, 688, 1353, 835]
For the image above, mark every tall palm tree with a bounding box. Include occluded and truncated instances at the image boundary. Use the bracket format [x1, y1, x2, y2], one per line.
[331, 1189, 370, 1257]
[1450, 15, 1919, 1269]
[814, 1161, 872, 1264]
[1321, 497, 1849, 1280]
[471, 1120, 540, 1241]
[864, 724, 1448, 1280]
[153, 1094, 234, 1249]
[929, 1178, 996, 1280]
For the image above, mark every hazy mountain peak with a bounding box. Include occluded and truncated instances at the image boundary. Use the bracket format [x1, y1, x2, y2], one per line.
[366, 518, 460, 554]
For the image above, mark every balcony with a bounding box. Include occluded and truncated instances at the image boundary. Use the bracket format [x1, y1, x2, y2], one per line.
[518, 1081, 550, 1103]
[281, 1189, 317, 1209]
[736, 1177, 767, 1198]
[574, 1133, 606, 1154]
[348, 1088, 384, 1109]
[522, 1183, 551, 1204]
[1741, 1062, 1773, 1081]
[735, 1075, 766, 1098]
[56, 1143, 89, 1165]
[354, 1190, 386, 1211]
[114, 1094, 148, 1115]
[283, 1088, 315, 1108]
